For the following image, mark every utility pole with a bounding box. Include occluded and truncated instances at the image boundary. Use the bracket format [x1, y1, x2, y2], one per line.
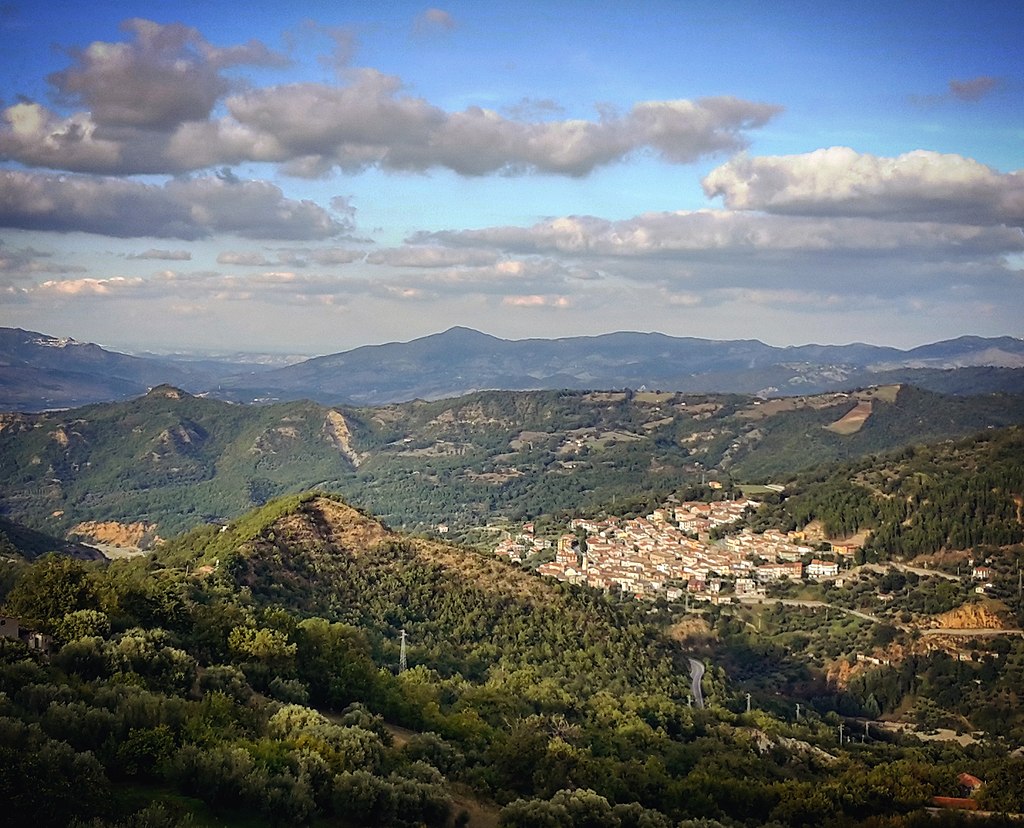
[838, 722, 844, 745]
[399, 629, 408, 674]
[865, 720, 870, 739]
[795, 703, 801, 721]
[745, 693, 752, 713]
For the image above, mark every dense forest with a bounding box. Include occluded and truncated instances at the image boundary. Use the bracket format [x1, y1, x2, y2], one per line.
[2, 492, 1023, 826]
[3, 385, 1024, 543]
[746, 426, 1024, 560]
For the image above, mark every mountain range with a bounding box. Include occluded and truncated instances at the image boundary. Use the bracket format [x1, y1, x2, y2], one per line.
[3, 325, 1024, 411]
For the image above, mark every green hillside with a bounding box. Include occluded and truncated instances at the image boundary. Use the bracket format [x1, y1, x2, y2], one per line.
[3, 384, 1024, 544]
[3, 493, 1022, 826]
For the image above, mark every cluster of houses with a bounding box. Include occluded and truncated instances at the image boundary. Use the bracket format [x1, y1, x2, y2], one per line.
[493, 498, 851, 601]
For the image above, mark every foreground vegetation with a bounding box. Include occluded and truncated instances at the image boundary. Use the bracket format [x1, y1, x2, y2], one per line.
[2, 492, 1023, 827]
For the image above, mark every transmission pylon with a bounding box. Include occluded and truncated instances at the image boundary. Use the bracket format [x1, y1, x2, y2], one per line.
[399, 628, 408, 673]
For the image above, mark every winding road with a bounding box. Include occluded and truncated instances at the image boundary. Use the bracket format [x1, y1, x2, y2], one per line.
[688, 657, 706, 709]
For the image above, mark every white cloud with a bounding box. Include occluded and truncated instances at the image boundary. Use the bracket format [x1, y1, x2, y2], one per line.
[160, 75, 781, 177]
[217, 251, 274, 266]
[0, 170, 351, 239]
[702, 148, 1024, 226]
[49, 17, 286, 130]
[3, 18, 780, 179]
[420, 209, 1024, 258]
[502, 294, 571, 308]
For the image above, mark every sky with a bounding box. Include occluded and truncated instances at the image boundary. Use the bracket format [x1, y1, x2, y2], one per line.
[0, 1, 1022, 356]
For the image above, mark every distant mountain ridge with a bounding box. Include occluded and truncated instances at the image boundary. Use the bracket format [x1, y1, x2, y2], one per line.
[2, 325, 1024, 410]
[0, 327, 273, 410]
[215, 327, 1024, 405]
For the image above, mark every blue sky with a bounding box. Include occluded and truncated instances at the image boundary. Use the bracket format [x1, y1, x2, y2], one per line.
[1, 1, 1021, 354]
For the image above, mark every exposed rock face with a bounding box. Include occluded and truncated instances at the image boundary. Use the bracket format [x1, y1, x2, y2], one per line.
[69, 520, 159, 549]
[932, 603, 1010, 630]
[323, 410, 365, 468]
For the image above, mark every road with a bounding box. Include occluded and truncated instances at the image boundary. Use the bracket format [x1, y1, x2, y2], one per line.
[688, 657, 706, 709]
[736, 596, 883, 624]
[736, 596, 1023, 637]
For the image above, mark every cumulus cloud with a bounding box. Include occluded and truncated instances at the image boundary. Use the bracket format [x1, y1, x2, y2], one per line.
[158, 75, 782, 177]
[3, 18, 779, 178]
[49, 17, 286, 130]
[128, 248, 191, 260]
[217, 251, 274, 266]
[36, 276, 146, 296]
[419, 209, 1024, 259]
[177, 78, 782, 177]
[502, 294, 571, 308]
[949, 76, 1001, 102]
[0, 170, 351, 239]
[0, 20, 289, 175]
[702, 148, 1024, 226]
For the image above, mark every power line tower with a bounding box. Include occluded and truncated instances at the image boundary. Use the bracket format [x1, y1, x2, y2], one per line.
[399, 628, 408, 674]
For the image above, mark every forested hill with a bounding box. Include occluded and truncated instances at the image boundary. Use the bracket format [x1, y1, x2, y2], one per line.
[749, 425, 1024, 559]
[3, 383, 1024, 543]
[5, 490, 1024, 825]
[157, 492, 691, 694]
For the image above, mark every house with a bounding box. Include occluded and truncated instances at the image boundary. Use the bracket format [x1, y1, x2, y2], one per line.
[734, 577, 758, 596]
[807, 559, 839, 578]
[972, 566, 992, 581]
[755, 561, 804, 582]
[831, 541, 861, 558]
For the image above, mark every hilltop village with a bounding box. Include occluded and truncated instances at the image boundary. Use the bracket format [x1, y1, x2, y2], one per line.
[493, 498, 847, 600]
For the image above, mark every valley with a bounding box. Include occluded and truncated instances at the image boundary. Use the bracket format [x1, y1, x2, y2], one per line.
[2, 378, 1024, 826]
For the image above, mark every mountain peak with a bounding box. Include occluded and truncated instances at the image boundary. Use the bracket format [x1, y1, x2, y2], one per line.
[146, 384, 190, 400]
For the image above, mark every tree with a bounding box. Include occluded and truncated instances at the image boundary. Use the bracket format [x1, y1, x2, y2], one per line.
[4, 554, 98, 630]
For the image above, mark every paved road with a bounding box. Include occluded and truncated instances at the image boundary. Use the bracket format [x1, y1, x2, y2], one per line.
[688, 657, 706, 709]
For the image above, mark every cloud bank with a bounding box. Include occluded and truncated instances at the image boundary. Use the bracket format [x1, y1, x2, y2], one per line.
[0, 170, 351, 239]
[702, 148, 1024, 227]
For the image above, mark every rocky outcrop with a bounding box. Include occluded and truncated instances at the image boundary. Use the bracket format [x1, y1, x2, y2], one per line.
[323, 410, 365, 468]
[932, 602, 1011, 630]
[69, 520, 159, 549]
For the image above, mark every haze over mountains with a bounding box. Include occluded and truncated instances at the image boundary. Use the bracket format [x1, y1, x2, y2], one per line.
[2, 325, 1024, 411]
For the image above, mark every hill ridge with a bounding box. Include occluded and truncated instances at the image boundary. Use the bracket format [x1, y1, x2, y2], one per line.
[5, 325, 1024, 410]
